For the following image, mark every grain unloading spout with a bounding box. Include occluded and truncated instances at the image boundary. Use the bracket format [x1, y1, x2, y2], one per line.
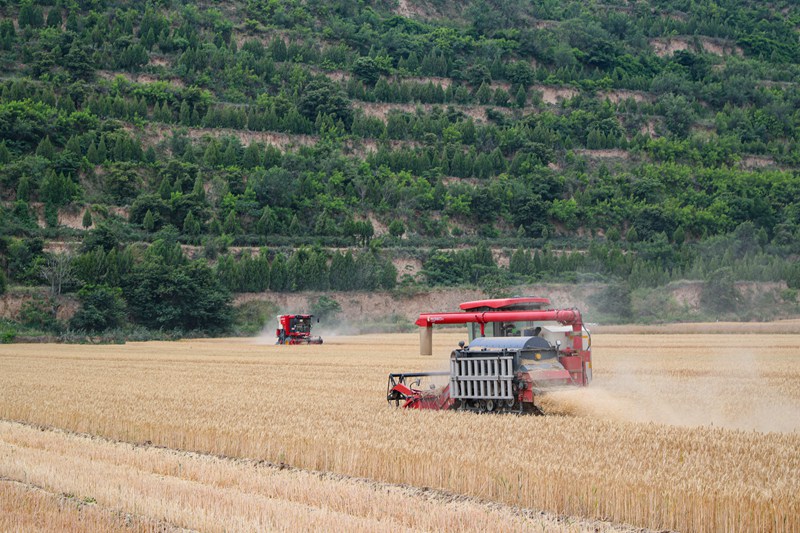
[420, 326, 432, 356]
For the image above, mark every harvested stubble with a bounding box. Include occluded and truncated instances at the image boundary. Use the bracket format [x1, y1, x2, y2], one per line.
[0, 477, 163, 533]
[0, 420, 621, 533]
[0, 331, 798, 532]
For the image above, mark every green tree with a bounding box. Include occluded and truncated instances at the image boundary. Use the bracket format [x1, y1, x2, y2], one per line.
[298, 78, 353, 126]
[69, 284, 127, 332]
[269, 253, 288, 291]
[45, 8, 62, 28]
[0, 141, 10, 164]
[183, 210, 201, 235]
[16, 176, 32, 202]
[124, 260, 232, 332]
[352, 56, 387, 85]
[204, 141, 221, 166]
[590, 282, 633, 321]
[157, 177, 172, 200]
[97, 137, 108, 162]
[242, 143, 261, 168]
[311, 295, 341, 322]
[143, 209, 155, 232]
[223, 210, 240, 234]
[388, 219, 405, 238]
[82, 209, 93, 229]
[40, 171, 78, 207]
[18, 1, 44, 28]
[661, 94, 695, 138]
[36, 136, 55, 160]
[515, 86, 527, 108]
[701, 268, 741, 315]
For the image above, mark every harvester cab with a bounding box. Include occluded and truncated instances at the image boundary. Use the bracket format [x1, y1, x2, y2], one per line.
[276, 314, 323, 345]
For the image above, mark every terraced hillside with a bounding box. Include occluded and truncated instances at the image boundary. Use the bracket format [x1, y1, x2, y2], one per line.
[0, 0, 799, 336]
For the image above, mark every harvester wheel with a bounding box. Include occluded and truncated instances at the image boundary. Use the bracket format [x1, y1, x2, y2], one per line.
[485, 399, 495, 412]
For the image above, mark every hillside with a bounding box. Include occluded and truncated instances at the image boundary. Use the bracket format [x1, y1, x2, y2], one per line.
[0, 0, 799, 337]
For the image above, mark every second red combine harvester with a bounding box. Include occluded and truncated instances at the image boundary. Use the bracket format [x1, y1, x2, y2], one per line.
[275, 314, 323, 345]
[387, 297, 591, 414]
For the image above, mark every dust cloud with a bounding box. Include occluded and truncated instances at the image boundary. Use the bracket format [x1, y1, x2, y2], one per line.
[540, 349, 800, 433]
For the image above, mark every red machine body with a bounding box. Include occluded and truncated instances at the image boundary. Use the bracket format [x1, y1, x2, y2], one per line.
[275, 314, 323, 345]
[388, 298, 591, 414]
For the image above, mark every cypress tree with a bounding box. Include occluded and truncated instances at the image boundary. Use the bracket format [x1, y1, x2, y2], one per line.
[112, 137, 127, 161]
[44, 202, 58, 227]
[58, 95, 75, 113]
[19, 1, 44, 28]
[0, 141, 11, 164]
[65, 11, 78, 32]
[515, 86, 527, 108]
[256, 207, 275, 235]
[65, 135, 81, 156]
[46, 8, 62, 28]
[41, 171, 77, 206]
[192, 176, 206, 201]
[204, 141, 221, 166]
[179, 101, 191, 125]
[288, 214, 301, 236]
[475, 82, 492, 105]
[223, 210, 240, 234]
[182, 144, 196, 163]
[86, 142, 99, 164]
[329, 251, 355, 290]
[97, 137, 108, 162]
[254, 250, 270, 291]
[158, 177, 172, 200]
[82, 209, 93, 228]
[242, 143, 261, 168]
[36, 136, 55, 160]
[269, 254, 288, 291]
[143, 209, 155, 232]
[208, 217, 222, 235]
[222, 142, 238, 167]
[183, 210, 200, 235]
[673, 226, 686, 246]
[16, 175, 31, 202]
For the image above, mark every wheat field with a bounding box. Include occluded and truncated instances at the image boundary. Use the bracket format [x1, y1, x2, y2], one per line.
[0, 329, 798, 532]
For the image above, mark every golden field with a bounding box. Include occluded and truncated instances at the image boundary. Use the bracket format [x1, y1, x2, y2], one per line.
[1, 328, 799, 532]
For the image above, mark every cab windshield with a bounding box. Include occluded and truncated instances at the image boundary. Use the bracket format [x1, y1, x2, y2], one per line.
[291, 317, 311, 333]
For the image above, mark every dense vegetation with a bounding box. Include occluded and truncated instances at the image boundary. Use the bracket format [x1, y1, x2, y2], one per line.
[0, 0, 799, 337]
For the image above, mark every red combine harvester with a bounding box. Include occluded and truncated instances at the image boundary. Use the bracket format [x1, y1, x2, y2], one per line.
[387, 298, 591, 414]
[275, 314, 323, 345]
